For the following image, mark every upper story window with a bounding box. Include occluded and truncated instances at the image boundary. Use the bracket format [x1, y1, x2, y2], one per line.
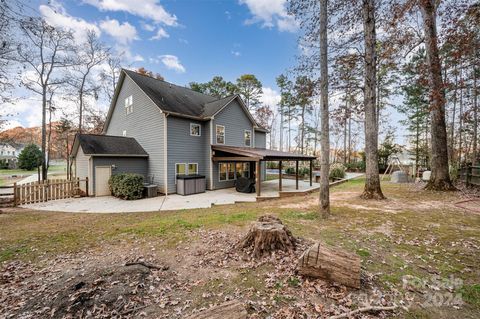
[216, 125, 225, 144]
[190, 123, 201, 136]
[125, 95, 133, 115]
[244, 130, 252, 147]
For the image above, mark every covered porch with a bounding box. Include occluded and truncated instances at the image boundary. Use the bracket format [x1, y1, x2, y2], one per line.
[212, 145, 317, 198]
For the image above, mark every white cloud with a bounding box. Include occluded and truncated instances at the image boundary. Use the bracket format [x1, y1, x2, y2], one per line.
[3, 120, 23, 130]
[239, 0, 298, 32]
[150, 28, 169, 40]
[84, 0, 178, 26]
[39, 2, 100, 42]
[231, 50, 241, 57]
[141, 22, 155, 32]
[156, 55, 185, 73]
[260, 87, 281, 107]
[179, 38, 189, 44]
[99, 18, 138, 45]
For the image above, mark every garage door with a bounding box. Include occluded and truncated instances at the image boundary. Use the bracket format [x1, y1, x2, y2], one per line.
[95, 166, 111, 196]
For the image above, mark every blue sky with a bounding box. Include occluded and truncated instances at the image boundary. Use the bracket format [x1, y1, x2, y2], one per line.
[44, 0, 298, 93]
[6, 0, 407, 145]
[5, 0, 301, 129]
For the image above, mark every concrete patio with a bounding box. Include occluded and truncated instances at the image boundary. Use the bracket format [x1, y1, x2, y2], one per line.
[20, 174, 362, 213]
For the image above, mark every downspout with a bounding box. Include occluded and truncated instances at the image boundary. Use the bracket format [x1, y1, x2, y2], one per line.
[164, 113, 168, 196]
[210, 118, 214, 190]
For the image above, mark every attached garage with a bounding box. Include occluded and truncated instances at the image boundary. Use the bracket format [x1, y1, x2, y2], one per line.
[70, 134, 149, 196]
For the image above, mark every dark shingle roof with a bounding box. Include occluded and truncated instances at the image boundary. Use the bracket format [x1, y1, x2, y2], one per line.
[124, 69, 217, 117]
[77, 134, 148, 156]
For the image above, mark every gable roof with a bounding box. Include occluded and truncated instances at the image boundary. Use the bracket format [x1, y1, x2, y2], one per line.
[103, 69, 268, 132]
[72, 134, 148, 157]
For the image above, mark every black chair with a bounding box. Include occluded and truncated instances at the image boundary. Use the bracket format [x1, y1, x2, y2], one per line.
[235, 177, 255, 193]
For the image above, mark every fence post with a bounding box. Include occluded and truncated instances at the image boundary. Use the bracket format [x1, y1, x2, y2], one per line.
[13, 182, 17, 207]
[85, 177, 89, 197]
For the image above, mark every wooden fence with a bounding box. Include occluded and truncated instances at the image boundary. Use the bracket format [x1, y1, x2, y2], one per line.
[459, 165, 480, 187]
[0, 178, 88, 207]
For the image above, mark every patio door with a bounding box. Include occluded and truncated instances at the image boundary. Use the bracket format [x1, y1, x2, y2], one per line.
[95, 166, 111, 196]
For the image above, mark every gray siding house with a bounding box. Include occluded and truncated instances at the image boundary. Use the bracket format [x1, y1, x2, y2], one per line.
[71, 69, 269, 196]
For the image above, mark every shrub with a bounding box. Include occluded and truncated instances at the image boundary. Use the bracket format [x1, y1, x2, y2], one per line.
[108, 173, 144, 200]
[285, 167, 295, 175]
[18, 144, 42, 170]
[298, 167, 310, 176]
[0, 159, 8, 169]
[329, 163, 346, 180]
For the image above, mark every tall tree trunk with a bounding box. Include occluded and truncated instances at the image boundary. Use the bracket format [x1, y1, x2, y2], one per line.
[343, 102, 347, 164]
[450, 65, 457, 163]
[361, 0, 385, 200]
[420, 0, 454, 190]
[319, 0, 330, 218]
[280, 105, 284, 151]
[458, 68, 463, 164]
[41, 86, 48, 181]
[348, 116, 352, 164]
[474, 58, 478, 164]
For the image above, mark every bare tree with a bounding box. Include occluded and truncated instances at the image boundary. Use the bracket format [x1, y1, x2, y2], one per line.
[319, 0, 330, 217]
[419, 0, 454, 190]
[71, 30, 110, 134]
[15, 18, 75, 180]
[360, 0, 385, 199]
[100, 56, 123, 101]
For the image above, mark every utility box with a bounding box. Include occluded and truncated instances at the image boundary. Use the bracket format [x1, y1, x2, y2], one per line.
[144, 184, 158, 198]
[176, 175, 206, 195]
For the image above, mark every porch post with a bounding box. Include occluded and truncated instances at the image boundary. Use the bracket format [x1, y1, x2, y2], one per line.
[295, 160, 299, 190]
[279, 160, 283, 191]
[309, 160, 313, 186]
[256, 160, 261, 197]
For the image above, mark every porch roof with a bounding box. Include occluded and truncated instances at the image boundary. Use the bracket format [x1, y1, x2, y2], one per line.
[212, 145, 316, 161]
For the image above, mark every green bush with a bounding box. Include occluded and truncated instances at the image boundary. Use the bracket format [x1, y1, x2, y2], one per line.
[18, 144, 42, 170]
[285, 167, 295, 175]
[0, 159, 8, 169]
[298, 167, 310, 176]
[329, 163, 346, 180]
[108, 173, 144, 200]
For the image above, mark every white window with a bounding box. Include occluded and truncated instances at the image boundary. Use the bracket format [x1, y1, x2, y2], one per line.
[125, 95, 133, 115]
[219, 162, 235, 181]
[244, 130, 252, 147]
[216, 125, 225, 144]
[190, 123, 201, 136]
[176, 163, 186, 176]
[235, 162, 250, 178]
[122, 130, 127, 137]
[188, 163, 198, 175]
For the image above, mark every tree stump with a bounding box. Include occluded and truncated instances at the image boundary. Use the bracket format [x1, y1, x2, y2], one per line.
[238, 215, 296, 258]
[297, 242, 361, 289]
[185, 301, 247, 319]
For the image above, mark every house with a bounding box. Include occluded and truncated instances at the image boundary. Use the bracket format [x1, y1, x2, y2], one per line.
[0, 143, 24, 169]
[71, 69, 315, 196]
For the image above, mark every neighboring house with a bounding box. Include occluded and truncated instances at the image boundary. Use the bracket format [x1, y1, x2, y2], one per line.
[71, 69, 314, 196]
[0, 143, 24, 169]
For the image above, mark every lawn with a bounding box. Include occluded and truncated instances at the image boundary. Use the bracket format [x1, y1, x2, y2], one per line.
[1, 178, 479, 318]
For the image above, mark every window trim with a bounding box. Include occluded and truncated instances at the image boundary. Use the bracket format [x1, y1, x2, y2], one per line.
[244, 129, 252, 147]
[216, 125, 225, 144]
[175, 163, 187, 176]
[190, 123, 201, 136]
[188, 163, 198, 175]
[125, 95, 133, 115]
[219, 162, 228, 181]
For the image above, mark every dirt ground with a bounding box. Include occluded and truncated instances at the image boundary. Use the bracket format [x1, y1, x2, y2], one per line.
[0, 178, 479, 318]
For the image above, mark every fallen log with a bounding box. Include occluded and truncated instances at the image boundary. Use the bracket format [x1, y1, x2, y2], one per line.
[297, 242, 361, 289]
[328, 305, 397, 319]
[237, 215, 296, 258]
[185, 301, 247, 319]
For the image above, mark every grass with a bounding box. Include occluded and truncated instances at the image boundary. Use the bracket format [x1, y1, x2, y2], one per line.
[0, 164, 66, 177]
[1, 177, 479, 318]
